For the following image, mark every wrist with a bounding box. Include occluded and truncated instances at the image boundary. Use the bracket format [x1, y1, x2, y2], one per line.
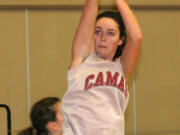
[115, 0, 127, 4]
[85, 0, 99, 8]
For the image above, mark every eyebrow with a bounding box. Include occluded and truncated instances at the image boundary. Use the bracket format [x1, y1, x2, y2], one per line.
[95, 26, 117, 32]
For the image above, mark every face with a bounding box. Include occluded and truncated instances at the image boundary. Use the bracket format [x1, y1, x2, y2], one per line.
[55, 102, 64, 135]
[94, 17, 123, 61]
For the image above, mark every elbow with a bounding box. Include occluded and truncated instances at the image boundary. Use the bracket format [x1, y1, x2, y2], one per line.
[131, 32, 143, 43]
[136, 34, 143, 48]
[137, 32, 143, 41]
[135, 31, 143, 41]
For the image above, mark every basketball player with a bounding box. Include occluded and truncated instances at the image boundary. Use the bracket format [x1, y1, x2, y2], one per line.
[17, 97, 64, 135]
[62, 0, 142, 135]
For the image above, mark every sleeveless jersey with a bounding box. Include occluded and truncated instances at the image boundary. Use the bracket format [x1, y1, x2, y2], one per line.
[62, 52, 129, 135]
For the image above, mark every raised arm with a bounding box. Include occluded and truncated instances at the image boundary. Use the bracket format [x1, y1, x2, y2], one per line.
[70, 0, 99, 69]
[115, 0, 143, 80]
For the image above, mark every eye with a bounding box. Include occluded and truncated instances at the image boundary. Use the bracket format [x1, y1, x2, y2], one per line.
[107, 31, 115, 36]
[94, 29, 102, 35]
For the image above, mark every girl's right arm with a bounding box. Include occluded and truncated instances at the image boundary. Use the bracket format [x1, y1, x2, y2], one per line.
[70, 0, 99, 69]
[115, 0, 143, 80]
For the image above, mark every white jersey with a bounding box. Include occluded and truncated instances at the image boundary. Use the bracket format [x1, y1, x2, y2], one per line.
[62, 52, 129, 135]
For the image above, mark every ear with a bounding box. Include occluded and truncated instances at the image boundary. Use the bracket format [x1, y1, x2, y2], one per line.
[46, 121, 58, 132]
[118, 36, 124, 46]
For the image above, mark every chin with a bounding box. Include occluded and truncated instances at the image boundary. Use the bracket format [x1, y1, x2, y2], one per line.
[97, 53, 108, 60]
[96, 51, 104, 57]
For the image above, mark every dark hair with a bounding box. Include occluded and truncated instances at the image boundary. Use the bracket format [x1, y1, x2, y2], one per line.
[96, 11, 127, 60]
[17, 97, 60, 135]
[17, 127, 34, 135]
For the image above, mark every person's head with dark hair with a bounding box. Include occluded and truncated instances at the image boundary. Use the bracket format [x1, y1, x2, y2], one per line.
[94, 11, 127, 61]
[17, 97, 64, 135]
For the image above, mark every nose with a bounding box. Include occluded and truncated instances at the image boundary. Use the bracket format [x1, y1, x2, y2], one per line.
[100, 33, 106, 41]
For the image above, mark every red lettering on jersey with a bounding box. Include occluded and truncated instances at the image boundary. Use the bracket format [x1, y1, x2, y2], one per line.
[84, 72, 128, 98]
[118, 76, 124, 92]
[94, 72, 104, 87]
[85, 74, 94, 90]
[106, 71, 119, 87]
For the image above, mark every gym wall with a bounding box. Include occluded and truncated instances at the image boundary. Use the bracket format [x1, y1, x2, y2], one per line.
[0, 0, 179, 135]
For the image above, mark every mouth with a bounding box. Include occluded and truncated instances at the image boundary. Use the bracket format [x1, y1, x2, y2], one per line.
[98, 45, 107, 48]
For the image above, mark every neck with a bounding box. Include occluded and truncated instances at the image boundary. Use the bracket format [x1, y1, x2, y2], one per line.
[95, 52, 113, 61]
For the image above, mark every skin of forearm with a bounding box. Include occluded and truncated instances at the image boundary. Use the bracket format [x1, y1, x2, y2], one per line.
[73, 0, 98, 50]
[115, 0, 142, 41]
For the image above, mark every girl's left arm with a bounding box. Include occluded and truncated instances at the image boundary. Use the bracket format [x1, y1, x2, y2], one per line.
[115, 0, 143, 80]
